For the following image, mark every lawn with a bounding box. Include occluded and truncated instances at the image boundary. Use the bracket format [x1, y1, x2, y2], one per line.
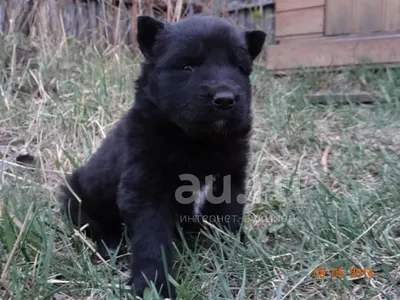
[0, 34, 400, 300]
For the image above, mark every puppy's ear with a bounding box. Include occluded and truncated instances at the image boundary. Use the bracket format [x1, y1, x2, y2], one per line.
[137, 16, 165, 58]
[245, 30, 267, 61]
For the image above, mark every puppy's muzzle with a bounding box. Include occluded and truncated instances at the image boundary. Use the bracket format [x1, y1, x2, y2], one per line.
[199, 81, 241, 110]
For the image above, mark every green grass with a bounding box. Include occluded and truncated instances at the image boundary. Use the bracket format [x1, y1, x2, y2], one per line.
[0, 34, 400, 300]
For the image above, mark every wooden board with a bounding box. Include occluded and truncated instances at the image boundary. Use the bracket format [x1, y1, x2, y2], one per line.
[275, 6, 324, 37]
[325, 0, 354, 35]
[352, 0, 383, 34]
[266, 33, 400, 71]
[382, 0, 400, 32]
[325, 0, 400, 35]
[276, 0, 325, 12]
[277, 33, 323, 44]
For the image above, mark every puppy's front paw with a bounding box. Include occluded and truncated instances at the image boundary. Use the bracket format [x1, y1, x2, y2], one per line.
[220, 217, 246, 246]
[129, 263, 176, 299]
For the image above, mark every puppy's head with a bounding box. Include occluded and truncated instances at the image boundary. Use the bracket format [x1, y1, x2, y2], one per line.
[136, 15, 266, 136]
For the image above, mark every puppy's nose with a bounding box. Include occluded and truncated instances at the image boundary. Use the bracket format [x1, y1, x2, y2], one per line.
[213, 91, 236, 109]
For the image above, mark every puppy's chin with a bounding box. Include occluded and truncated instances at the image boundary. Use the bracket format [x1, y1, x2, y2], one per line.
[213, 120, 226, 133]
[172, 116, 250, 138]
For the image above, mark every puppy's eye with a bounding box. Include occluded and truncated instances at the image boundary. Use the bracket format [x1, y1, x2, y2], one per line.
[237, 65, 246, 73]
[237, 64, 251, 75]
[183, 65, 194, 72]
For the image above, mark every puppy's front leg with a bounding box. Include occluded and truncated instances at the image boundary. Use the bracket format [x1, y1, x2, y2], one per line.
[211, 174, 247, 243]
[117, 181, 176, 299]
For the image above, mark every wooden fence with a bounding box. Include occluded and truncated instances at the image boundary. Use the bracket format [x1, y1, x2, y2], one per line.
[0, 0, 274, 54]
[1, 0, 155, 48]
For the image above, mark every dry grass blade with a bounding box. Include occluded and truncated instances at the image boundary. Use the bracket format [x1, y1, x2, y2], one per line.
[131, 0, 138, 54]
[321, 145, 332, 173]
[173, 0, 183, 22]
[167, 0, 172, 22]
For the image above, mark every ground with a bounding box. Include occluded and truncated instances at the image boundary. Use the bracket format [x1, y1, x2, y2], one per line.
[0, 34, 400, 300]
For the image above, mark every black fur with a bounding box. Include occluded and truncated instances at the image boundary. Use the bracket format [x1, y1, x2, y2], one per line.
[60, 15, 266, 299]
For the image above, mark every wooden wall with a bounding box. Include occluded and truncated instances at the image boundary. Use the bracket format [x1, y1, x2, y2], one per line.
[268, 0, 400, 71]
[275, 0, 325, 41]
[325, 0, 400, 36]
[274, 0, 324, 42]
[273, 0, 400, 43]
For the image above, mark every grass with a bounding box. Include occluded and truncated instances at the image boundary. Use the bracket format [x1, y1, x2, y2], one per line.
[0, 32, 400, 300]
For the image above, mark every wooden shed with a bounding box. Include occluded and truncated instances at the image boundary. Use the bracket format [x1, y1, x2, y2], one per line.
[267, 0, 400, 72]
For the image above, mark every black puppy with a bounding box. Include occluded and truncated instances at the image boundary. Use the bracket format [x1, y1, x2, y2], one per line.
[60, 15, 266, 299]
